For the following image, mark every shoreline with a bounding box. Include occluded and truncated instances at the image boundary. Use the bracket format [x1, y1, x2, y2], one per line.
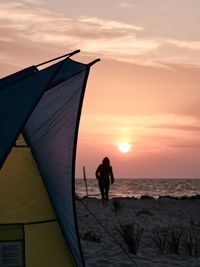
[75, 178, 200, 201]
[76, 194, 200, 201]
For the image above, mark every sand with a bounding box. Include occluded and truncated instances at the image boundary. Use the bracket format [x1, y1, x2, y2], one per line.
[76, 197, 200, 267]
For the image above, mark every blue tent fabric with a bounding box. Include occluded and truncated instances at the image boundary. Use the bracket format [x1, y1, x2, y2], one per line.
[0, 66, 37, 89]
[0, 58, 87, 169]
[49, 58, 86, 88]
[23, 70, 87, 266]
[0, 56, 92, 267]
[0, 61, 63, 168]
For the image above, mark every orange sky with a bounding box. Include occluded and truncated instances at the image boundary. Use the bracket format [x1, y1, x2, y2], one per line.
[77, 59, 200, 178]
[0, 0, 200, 178]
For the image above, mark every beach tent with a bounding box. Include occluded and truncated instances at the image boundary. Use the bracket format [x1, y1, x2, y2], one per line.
[0, 50, 99, 267]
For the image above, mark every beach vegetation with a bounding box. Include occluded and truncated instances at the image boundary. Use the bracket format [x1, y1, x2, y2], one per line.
[183, 231, 200, 258]
[81, 231, 101, 243]
[152, 225, 168, 254]
[152, 225, 184, 255]
[111, 199, 123, 215]
[117, 222, 144, 254]
[167, 226, 183, 255]
[136, 208, 153, 217]
[189, 216, 200, 227]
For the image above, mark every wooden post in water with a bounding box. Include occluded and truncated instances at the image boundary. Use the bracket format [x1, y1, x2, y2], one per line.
[83, 166, 89, 198]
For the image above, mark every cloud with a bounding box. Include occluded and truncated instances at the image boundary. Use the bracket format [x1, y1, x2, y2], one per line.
[167, 39, 200, 50]
[81, 113, 200, 136]
[1, 1, 200, 68]
[78, 112, 200, 155]
[0, 1, 162, 67]
[0, 2, 146, 47]
[149, 124, 200, 132]
[117, 2, 136, 8]
[169, 142, 200, 148]
[78, 17, 143, 32]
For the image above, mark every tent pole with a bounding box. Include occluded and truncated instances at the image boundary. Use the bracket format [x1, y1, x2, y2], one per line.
[83, 166, 89, 198]
[87, 58, 101, 67]
[35, 49, 81, 67]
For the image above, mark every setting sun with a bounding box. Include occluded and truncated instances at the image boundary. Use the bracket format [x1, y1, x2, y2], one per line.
[118, 142, 131, 153]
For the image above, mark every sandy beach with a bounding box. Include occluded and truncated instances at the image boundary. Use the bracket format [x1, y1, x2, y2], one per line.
[76, 197, 200, 267]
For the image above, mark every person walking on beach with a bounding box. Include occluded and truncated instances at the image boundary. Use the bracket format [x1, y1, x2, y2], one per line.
[95, 157, 114, 206]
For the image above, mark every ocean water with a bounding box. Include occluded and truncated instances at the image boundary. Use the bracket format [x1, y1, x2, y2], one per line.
[75, 178, 200, 199]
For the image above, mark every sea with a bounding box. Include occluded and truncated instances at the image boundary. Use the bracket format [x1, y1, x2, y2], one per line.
[75, 178, 200, 199]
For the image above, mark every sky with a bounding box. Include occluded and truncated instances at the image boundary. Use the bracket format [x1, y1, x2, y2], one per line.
[0, 0, 200, 178]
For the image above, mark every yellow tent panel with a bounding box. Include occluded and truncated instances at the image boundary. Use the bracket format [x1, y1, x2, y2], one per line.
[0, 136, 75, 266]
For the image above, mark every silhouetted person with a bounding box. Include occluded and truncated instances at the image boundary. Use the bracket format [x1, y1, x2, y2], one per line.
[95, 157, 114, 206]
